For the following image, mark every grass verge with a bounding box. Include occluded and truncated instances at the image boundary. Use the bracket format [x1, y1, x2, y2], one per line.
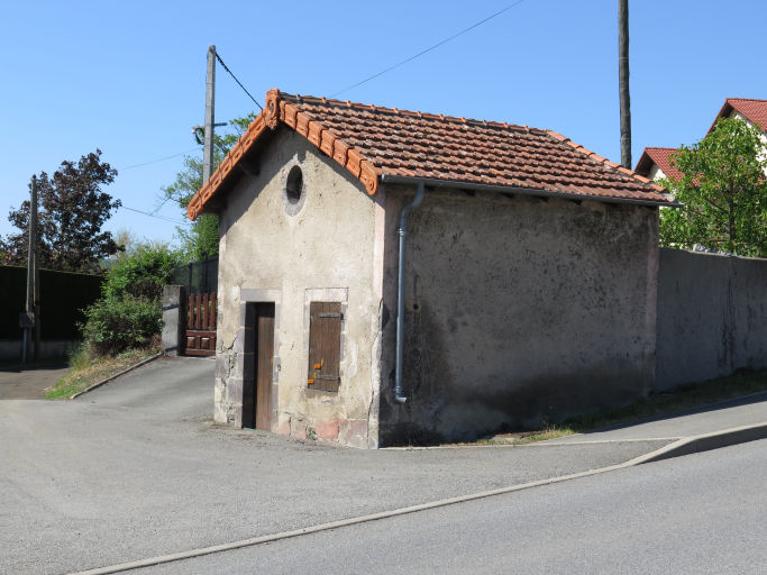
[466, 370, 767, 446]
[45, 345, 160, 400]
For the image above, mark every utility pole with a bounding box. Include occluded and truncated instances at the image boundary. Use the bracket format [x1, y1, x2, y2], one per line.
[618, 0, 632, 168]
[21, 176, 38, 365]
[202, 45, 216, 184]
[33, 213, 40, 363]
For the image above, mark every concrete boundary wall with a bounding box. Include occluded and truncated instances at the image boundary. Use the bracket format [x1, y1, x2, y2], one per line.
[656, 248, 767, 390]
[0, 339, 77, 362]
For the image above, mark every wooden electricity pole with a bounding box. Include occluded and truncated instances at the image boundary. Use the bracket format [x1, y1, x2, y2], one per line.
[202, 45, 217, 184]
[618, 0, 632, 168]
[21, 176, 38, 365]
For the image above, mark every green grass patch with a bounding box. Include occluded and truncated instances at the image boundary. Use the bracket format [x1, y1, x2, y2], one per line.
[45, 345, 160, 400]
[465, 370, 767, 446]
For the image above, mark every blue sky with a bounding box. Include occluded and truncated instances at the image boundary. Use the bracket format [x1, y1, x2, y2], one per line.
[1, 0, 765, 245]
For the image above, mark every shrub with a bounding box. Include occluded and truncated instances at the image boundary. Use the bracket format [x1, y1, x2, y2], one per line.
[81, 296, 161, 356]
[102, 244, 181, 301]
[78, 243, 183, 357]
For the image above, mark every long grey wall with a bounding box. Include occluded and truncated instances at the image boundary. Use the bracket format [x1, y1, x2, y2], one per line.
[0, 265, 102, 362]
[656, 248, 767, 390]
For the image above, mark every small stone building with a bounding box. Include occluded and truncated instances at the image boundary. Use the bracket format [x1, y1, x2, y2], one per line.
[187, 89, 673, 447]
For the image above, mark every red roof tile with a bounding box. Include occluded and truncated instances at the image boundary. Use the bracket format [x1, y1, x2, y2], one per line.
[188, 89, 671, 219]
[710, 98, 767, 133]
[635, 147, 683, 181]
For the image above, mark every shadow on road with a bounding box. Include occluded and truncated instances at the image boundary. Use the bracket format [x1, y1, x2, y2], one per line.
[580, 390, 767, 436]
[0, 360, 69, 399]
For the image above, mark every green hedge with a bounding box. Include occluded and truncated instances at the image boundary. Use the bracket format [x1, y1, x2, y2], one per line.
[80, 296, 161, 355]
[103, 246, 181, 301]
[0, 265, 102, 340]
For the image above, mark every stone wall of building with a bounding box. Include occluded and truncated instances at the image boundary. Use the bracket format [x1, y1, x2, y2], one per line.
[378, 186, 660, 444]
[214, 128, 386, 448]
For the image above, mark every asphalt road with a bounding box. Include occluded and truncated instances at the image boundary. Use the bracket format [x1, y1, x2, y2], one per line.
[135, 439, 767, 575]
[0, 357, 667, 575]
[0, 361, 69, 399]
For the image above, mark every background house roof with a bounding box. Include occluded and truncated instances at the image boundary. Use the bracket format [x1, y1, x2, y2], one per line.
[711, 98, 767, 133]
[188, 89, 671, 219]
[640, 97, 767, 182]
[635, 147, 683, 181]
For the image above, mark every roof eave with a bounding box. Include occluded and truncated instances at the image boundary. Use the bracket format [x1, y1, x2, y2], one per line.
[187, 89, 381, 220]
[379, 174, 679, 208]
[635, 150, 655, 176]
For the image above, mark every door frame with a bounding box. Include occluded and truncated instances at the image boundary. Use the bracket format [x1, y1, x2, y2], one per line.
[239, 289, 281, 431]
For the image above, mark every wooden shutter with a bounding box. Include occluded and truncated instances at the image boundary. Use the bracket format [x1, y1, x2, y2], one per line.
[307, 302, 342, 392]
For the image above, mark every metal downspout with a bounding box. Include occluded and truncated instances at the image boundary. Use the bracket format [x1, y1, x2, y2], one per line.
[394, 182, 425, 404]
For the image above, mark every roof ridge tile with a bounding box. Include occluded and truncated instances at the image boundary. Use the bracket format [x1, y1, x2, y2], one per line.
[726, 97, 767, 103]
[281, 90, 534, 133]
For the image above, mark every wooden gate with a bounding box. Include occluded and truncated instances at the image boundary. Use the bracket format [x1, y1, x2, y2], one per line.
[185, 292, 217, 356]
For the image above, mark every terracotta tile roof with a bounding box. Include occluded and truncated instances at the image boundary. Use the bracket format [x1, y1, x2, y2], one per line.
[188, 89, 671, 219]
[635, 147, 683, 181]
[710, 97, 767, 133]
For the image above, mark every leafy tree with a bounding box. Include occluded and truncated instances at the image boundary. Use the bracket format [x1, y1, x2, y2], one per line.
[164, 115, 255, 261]
[0, 150, 121, 272]
[659, 118, 767, 256]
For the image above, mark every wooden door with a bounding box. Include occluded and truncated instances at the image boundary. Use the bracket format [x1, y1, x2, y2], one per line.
[254, 303, 275, 431]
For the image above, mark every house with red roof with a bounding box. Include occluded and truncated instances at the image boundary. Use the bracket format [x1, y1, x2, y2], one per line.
[188, 89, 673, 447]
[636, 97, 767, 182]
[711, 98, 767, 134]
[635, 147, 684, 182]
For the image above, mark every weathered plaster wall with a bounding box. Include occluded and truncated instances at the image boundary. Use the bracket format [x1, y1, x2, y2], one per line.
[656, 248, 767, 390]
[379, 187, 660, 445]
[214, 128, 385, 448]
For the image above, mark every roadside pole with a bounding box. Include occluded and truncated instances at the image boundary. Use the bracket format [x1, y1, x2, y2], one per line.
[21, 176, 38, 365]
[33, 215, 40, 363]
[202, 45, 216, 184]
[618, 0, 632, 168]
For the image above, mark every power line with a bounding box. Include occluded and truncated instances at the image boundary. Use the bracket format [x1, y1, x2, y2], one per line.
[120, 205, 189, 225]
[113, 53, 263, 223]
[114, 5, 527, 224]
[149, 193, 189, 214]
[150, 196, 172, 215]
[216, 52, 264, 111]
[119, 149, 199, 171]
[331, 0, 527, 98]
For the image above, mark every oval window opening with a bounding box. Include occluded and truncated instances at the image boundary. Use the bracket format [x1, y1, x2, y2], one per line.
[286, 166, 303, 205]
